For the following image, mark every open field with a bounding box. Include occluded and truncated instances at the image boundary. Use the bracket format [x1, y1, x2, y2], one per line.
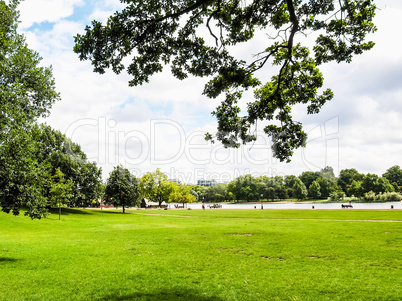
[0, 209, 401, 300]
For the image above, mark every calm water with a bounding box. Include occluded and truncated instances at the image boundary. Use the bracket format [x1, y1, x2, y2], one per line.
[184, 202, 401, 210]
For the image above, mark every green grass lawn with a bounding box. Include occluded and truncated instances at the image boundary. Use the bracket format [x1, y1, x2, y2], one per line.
[0, 208, 401, 300]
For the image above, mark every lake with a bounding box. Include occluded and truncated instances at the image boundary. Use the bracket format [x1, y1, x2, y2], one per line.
[183, 202, 401, 210]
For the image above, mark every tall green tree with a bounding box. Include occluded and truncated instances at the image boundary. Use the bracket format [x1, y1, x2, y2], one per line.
[284, 175, 298, 198]
[383, 166, 402, 191]
[362, 174, 394, 195]
[48, 168, 74, 220]
[32, 124, 102, 208]
[348, 180, 364, 197]
[338, 168, 364, 195]
[299, 171, 320, 190]
[105, 165, 140, 213]
[318, 166, 337, 183]
[292, 178, 308, 201]
[0, 130, 50, 218]
[189, 185, 206, 202]
[308, 180, 321, 199]
[227, 175, 258, 202]
[0, 0, 60, 218]
[169, 183, 197, 207]
[139, 169, 174, 207]
[316, 177, 335, 198]
[203, 184, 228, 203]
[276, 185, 289, 201]
[256, 176, 284, 201]
[74, 0, 376, 161]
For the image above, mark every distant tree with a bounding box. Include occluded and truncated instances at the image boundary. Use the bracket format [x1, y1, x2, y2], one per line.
[203, 184, 228, 203]
[383, 166, 402, 191]
[348, 180, 364, 198]
[226, 191, 236, 202]
[377, 177, 394, 194]
[338, 168, 364, 195]
[74, 0, 376, 162]
[227, 175, 258, 202]
[105, 166, 140, 213]
[276, 185, 289, 201]
[255, 176, 269, 198]
[284, 175, 298, 188]
[284, 175, 298, 197]
[139, 169, 174, 207]
[48, 168, 74, 220]
[189, 185, 205, 202]
[267, 186, 277, 202]
[169, 184, 197, 207]
[316, 177, 340, 198]
[318, 166, 337, 183]
[299, 171, 320, 190]
[308, 180, 321, 199]
[256, 176, 284, 201]
[293, 178, 308, 201]
[362, 174, 394, 195]
[362, 174, 379, 194]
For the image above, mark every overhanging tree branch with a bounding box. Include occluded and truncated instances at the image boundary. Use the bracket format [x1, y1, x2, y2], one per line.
[74, 0, 377, 162]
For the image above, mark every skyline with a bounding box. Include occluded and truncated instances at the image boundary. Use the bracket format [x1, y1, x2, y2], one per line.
[14, 0, 402, 183]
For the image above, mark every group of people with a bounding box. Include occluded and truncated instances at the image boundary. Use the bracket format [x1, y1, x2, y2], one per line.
[202, 204, 222, 209]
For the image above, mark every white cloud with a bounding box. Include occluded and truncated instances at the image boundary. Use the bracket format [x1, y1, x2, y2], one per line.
[18, 0, 84, 29]
[87, 0, 126, 24]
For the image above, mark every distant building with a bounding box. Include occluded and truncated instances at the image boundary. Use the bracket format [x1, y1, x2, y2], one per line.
[169, 179, 181, 184]
[197, 179, 218, 187]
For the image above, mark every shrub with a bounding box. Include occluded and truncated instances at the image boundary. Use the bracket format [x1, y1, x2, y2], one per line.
[363, 191, 377, 202]
[328, 191, 346, 202]
[344, 195, 359, 202]
[381, 192, 402, 202]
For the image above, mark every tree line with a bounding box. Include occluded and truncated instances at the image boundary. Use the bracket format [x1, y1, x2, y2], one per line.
[103, 167, 196, 212]
[101, 165, 402, 212]
[204, 166, 402, 203]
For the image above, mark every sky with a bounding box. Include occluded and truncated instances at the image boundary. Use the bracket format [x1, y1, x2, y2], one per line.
[14, 0, 402, 183]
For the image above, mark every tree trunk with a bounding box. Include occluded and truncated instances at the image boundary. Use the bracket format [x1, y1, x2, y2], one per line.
[123, 206, 125, 214]
[59, 206, 61, 220]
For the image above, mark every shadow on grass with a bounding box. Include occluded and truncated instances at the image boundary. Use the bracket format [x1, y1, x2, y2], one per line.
[49, 208, 94, 215]
[0, 257, 19, 263]
[95, 210, 130, 215]
[99, 287, 224, 301]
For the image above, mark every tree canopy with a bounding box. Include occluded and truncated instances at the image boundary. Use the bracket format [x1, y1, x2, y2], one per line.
[169, 183, 197, 206]
[383, 165, 402, 190]
[32, 124, 103, 208]
[0, 0, 59, 130]
[74, 0, 376, 161]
